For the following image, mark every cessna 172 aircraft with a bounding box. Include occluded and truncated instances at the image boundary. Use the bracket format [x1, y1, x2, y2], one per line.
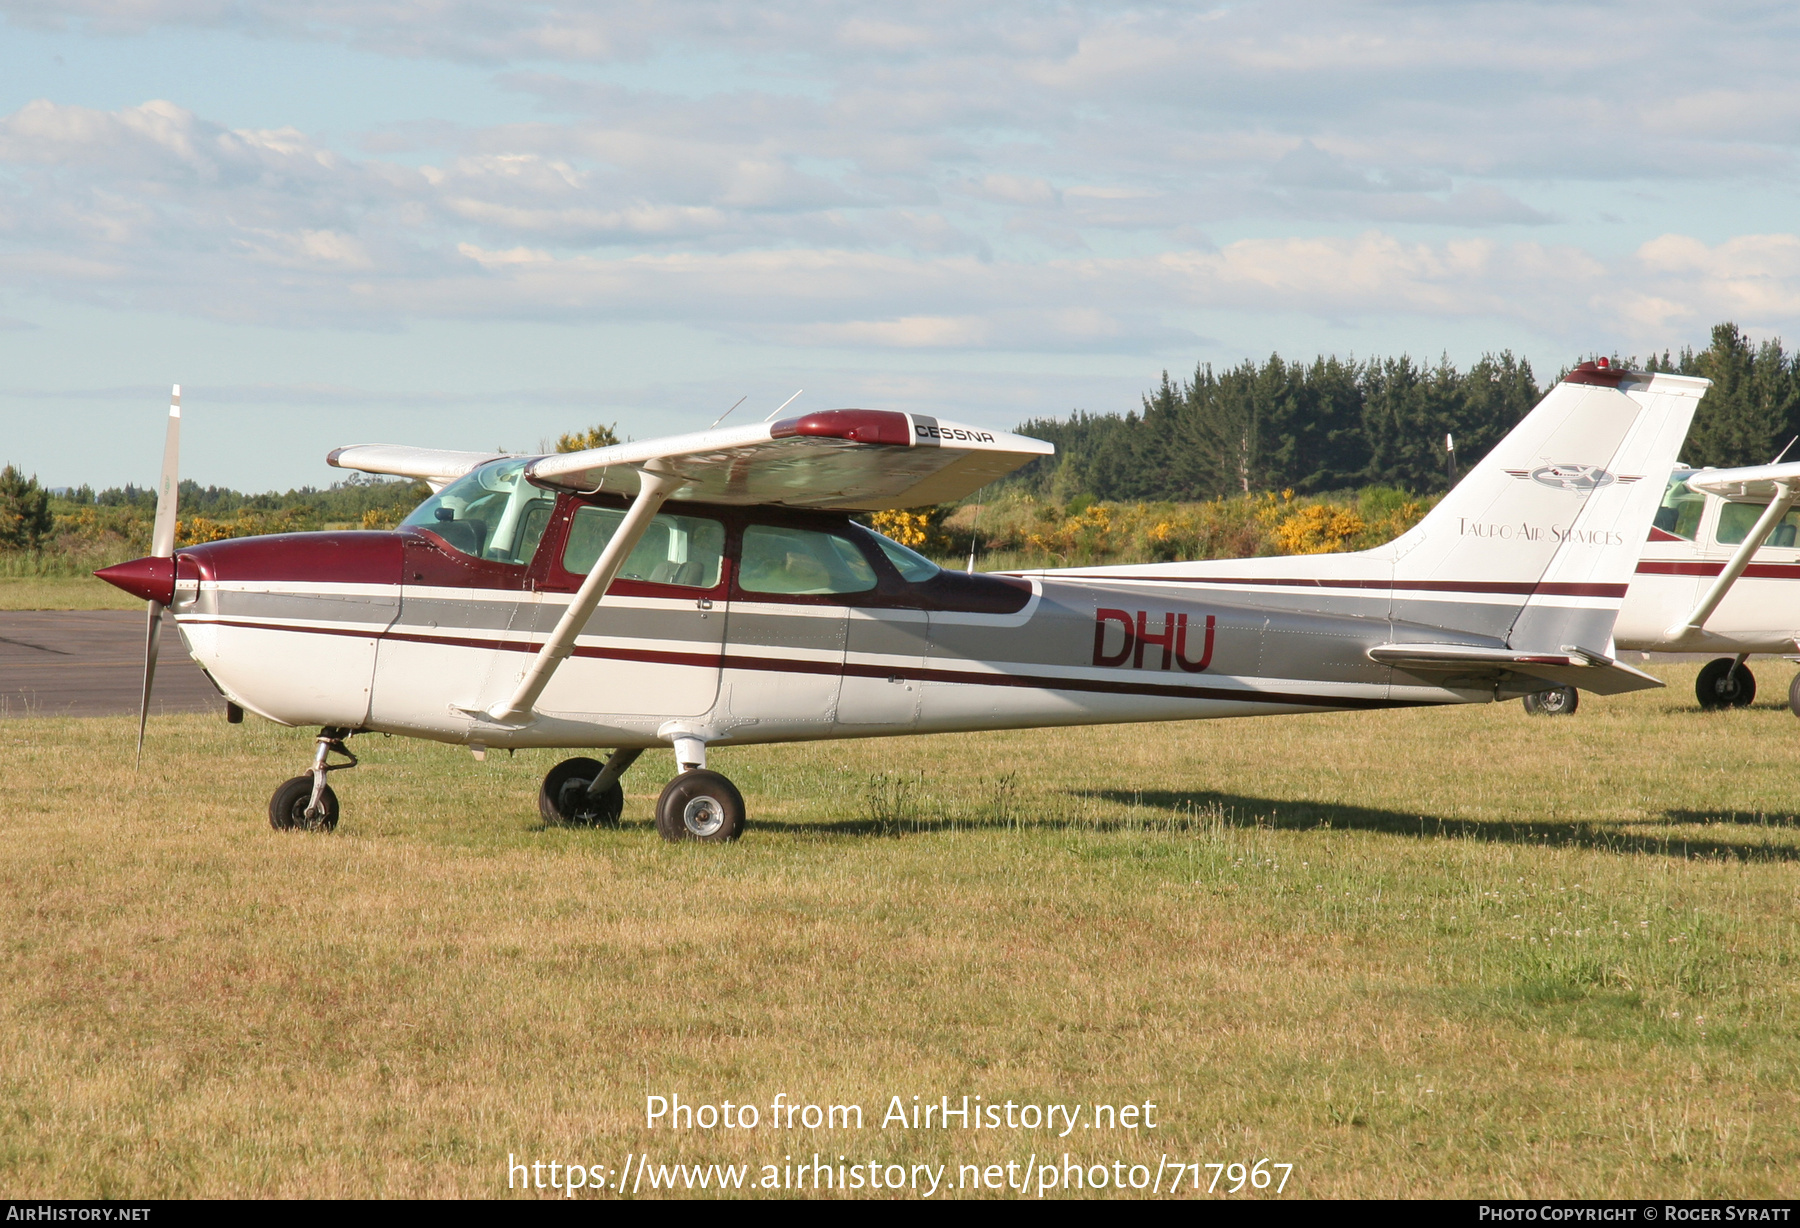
[1604, 459, 1800, 713]
[98, 360, 1707, 841]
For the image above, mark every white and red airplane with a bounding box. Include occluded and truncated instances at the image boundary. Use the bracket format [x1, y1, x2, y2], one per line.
[99, 361, 1707, 840]
[1596, 459, 1800, 714]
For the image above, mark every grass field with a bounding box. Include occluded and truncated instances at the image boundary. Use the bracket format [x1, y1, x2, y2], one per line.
[4, 663, 1800, 1198]
[0, 576, 138, 610]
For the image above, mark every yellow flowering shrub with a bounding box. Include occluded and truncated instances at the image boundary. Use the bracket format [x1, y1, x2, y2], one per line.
[1273, 504, 1368, 554]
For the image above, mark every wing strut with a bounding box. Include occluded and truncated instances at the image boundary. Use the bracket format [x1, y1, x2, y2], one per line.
[1666, 480, 1799, 639]
[483, 467, 682, 725]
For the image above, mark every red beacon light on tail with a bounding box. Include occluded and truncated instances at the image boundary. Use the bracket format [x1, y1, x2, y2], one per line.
[1564, 357, 1631, 387]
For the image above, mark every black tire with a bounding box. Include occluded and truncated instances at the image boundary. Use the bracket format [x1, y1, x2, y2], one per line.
[655, 770, 746, 843]
[539, 757, 624, 827]
[1521, 685, 1579, 716]
[1696, 658, 1756, 709]
[1789, 672, 1800, 718]
[269, 775, 339, 832]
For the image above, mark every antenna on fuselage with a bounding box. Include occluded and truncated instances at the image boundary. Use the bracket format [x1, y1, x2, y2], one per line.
[965, 496, 984, 572]
[709, 396, 747, 429]
[762, 390, 804, 422]
[1773, 436, 1798, 465]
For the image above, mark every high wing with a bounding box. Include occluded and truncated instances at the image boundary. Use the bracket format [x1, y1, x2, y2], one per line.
[524, 410, 1053, 511]
[327, 410, 1050, 511]
[326, 445, 512, 493]
[1684, 460, 1800, 500]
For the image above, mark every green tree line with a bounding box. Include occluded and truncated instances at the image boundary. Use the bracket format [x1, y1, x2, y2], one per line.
[3, 324, 1797, 572]
[1003, 323, 1800, 502]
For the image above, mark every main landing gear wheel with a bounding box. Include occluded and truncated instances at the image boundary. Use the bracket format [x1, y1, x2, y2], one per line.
[269, 776, 339, 831]
[539, 756, 624, 827]
[1696, 657, 1755, 709]
[1789, 672, 1800, 719]
[1521, 685, 1579, 716]
[655, 770, 746, 843]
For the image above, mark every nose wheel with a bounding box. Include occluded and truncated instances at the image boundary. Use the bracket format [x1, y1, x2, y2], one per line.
[269, 775, 339, 831]
[270, 727, 356, 831]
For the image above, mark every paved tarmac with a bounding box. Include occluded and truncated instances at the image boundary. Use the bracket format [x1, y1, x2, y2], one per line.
[0, 610, 223, 719]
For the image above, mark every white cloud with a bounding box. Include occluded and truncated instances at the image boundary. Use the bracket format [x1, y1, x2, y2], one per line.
[3, 94, 1798, 354]
[0, 4, 1798, 370]
[1624, 234, 1800, 330]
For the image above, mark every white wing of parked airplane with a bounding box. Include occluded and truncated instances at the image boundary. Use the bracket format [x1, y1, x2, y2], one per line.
[1684, 460, 1800, 499]
[328, 411, 1050, 511]
[524, 410, 1052, 511]
[326, 445, 512, 493]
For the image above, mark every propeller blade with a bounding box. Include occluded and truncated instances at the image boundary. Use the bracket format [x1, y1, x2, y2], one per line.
[136, 600, 163, 767]
[137, 385, 180, 767]
[150, 385, 180, 559]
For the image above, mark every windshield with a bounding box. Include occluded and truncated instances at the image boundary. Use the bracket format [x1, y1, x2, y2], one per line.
[863, 528, 941, 582]
[400, 458, 555, 564]
[1652, 471, 1705, 541]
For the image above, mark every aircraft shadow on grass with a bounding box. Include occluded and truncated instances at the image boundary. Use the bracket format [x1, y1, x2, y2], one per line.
[757, 791, 1800, 862]
[1065, 791, 1800, 863]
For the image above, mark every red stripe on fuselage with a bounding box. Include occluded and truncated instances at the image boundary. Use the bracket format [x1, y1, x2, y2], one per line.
[1636, 560, 1800, 579]
[1035, 575, 1628, 598]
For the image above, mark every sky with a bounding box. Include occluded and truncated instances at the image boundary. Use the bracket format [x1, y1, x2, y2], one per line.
[3, 2, 1800, 491]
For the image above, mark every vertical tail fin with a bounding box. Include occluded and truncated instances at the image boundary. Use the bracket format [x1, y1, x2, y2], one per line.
[1387, 362, 1708, 650]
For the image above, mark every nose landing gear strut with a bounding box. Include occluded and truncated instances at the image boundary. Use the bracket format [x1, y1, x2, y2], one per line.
[269, 727, 358, 831]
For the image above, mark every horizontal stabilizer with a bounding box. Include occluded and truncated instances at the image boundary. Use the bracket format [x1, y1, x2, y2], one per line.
[1369, 642, 1663, 696]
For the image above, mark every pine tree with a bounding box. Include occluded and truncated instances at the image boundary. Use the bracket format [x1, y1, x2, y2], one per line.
[0, 465, 53, 550]
[1684, 323, 1791, 467]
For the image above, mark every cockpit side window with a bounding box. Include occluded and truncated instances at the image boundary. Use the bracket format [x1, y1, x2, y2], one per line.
[400, 458, 555, 565]
[561, 506, 725, 589]
[1652, 474, 1706, 541]
[1716, 500, 1800, 548]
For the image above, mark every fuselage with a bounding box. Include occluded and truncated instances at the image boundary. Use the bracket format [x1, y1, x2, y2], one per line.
[165, 488, 1515, 751]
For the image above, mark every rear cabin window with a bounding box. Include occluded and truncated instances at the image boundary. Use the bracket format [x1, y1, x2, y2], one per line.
[1716, 501, 1800, 549]
[561, 506, 725, 588]
[1652, 474, 1706, 541]
[740, 525, 877, 596]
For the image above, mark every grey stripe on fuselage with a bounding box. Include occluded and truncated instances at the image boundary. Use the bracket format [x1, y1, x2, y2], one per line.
[394, 591, 726, 649]
[197, 587, 398, 629]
